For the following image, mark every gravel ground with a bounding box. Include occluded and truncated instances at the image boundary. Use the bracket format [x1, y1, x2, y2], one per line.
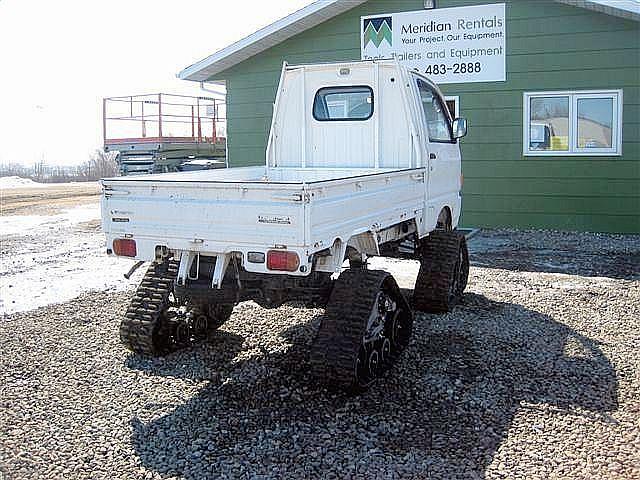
[1, 230, 639, 479]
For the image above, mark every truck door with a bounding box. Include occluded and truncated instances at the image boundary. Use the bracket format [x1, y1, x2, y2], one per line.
[414, 76, 461, 229]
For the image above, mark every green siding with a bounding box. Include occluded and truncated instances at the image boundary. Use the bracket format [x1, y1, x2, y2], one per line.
[211, 0, 640, 233]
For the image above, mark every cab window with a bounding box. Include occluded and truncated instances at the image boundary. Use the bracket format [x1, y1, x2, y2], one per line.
[313, 86, 374, 121]
[416, 78, 453, 143]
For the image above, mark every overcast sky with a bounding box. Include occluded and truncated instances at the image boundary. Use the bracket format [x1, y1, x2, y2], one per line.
[0, 0, 312, 166]
[2, 0, 638, 167]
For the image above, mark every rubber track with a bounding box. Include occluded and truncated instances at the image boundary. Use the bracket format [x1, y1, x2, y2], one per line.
[413, 231, 464, 313]
[310, 269, 407, 391]
[119, 261, 178, 356]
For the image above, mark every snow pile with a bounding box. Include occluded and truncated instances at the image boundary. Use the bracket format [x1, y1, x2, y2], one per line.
[0, 176, 52, 189]
[1, 203, 144, 315]
[0, 203, 100, 236]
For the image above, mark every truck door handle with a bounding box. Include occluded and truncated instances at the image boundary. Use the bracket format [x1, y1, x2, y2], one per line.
[429, 153, 437, 160]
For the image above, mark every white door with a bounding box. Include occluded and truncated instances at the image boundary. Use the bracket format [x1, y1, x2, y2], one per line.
[413, 75, 461, 229]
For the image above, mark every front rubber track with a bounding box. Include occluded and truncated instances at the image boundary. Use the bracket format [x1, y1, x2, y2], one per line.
[413, 230, 469, 313]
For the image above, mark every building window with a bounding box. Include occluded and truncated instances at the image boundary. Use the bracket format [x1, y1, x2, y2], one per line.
[444, 96, 459, 118]
[313, 86, 374, 121]
[523, 90, 623, 156]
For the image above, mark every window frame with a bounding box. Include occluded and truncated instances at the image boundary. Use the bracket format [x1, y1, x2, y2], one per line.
[523, 89, 623, 157]
[312, 85, 374, 122]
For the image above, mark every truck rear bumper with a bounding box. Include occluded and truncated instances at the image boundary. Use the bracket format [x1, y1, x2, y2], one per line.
[105, 234, 312, 278]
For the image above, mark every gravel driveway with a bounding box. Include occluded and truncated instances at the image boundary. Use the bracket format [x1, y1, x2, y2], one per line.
[1, 230, 639, 479]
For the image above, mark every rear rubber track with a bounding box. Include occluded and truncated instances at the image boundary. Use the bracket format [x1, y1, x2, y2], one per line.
[119, 261, 179, 356]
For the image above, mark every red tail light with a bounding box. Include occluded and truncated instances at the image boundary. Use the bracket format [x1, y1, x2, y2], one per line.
[267, 250, 299, 272]
[113, 239, 137, 257]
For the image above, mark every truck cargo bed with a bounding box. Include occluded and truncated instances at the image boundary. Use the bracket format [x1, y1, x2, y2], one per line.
[101, 166, 427, 275]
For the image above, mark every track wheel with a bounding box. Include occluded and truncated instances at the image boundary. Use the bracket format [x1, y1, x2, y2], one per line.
[310, 269, 413, 392]
[202, 303, 234, 336]
[120, 261, 227, 356]
[413, 231, 469, 313]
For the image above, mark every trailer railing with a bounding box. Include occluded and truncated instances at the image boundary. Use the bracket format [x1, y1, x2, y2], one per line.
[103, 93, 226, 145]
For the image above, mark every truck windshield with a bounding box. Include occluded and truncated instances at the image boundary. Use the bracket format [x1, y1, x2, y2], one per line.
[313, 86, 374, 121]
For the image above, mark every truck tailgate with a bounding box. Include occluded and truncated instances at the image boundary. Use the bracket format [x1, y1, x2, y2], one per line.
[101, 179, 307, 251]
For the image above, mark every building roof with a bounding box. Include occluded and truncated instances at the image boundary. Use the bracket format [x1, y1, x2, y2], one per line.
[177, 0, 368, 83]
[177, 0, 640, 83]
[555, 0, 640, 20]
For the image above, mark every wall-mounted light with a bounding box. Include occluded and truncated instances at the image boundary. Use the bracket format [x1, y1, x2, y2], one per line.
[424, 0, 436, 9]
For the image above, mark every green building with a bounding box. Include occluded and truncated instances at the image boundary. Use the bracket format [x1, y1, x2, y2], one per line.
[179, 0, 640, 233]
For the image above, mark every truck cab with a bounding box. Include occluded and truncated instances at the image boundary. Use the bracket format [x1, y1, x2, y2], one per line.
[267, 61, 465, 231]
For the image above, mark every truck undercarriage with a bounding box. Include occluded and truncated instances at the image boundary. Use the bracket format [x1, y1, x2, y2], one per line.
[119, 230, 469, 391]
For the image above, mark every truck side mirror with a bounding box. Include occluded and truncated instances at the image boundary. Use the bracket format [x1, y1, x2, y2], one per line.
[452, 118, 468, 139]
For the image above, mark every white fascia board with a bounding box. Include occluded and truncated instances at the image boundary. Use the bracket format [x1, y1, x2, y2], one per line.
[178, 0, 367, 82]
[554, 0, 640, 21]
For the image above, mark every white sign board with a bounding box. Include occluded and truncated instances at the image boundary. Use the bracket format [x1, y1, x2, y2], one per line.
[362, 3, 506, 84]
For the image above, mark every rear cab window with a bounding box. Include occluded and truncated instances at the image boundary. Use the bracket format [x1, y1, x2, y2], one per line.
[313, 86, 374, 121]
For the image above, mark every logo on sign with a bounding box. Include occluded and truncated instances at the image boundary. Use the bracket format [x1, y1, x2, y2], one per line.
[363, 16, 393, 48]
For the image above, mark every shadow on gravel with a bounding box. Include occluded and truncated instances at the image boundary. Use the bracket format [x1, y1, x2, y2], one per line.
[125, 330, 245, 381]
[130, 294, 618, 479]
[468, 230, 640, 280]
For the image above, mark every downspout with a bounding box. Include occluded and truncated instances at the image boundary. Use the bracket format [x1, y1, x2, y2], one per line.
[199, 82, 226, 97]
[200, 81, 228, 167]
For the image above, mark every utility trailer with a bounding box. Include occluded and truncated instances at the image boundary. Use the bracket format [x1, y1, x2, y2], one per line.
[101, 60, 469, 391]
[103, 93, 226, 175]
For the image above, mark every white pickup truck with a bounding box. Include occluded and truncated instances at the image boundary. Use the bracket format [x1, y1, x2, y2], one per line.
[101, 60, 469, 391]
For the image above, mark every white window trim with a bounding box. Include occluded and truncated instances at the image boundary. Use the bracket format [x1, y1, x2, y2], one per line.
[445, 95, 460, 119]
[523, 89, 623, 157]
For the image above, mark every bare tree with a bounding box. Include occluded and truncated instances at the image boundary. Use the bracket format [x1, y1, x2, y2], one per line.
[92, 149, 119, 178]
[33, 159, 45, 181]
[1, 150, 118, 183]
[0, 162, 31, 177]
[76, 149, 118, 181]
